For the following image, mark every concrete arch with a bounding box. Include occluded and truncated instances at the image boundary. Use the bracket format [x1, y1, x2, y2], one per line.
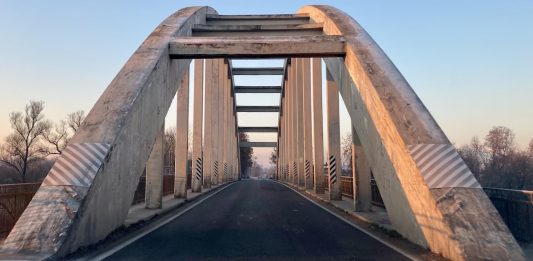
[300, 5, 522, 261]
[1, 6, 216, 259]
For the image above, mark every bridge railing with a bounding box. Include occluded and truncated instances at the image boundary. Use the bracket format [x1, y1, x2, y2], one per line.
[0, 183, 41, 238]
[340, 176, 385, 208]
[0, 170, 192, 238]
[341, 176, 353, 198]
[484, 187, 533, 242]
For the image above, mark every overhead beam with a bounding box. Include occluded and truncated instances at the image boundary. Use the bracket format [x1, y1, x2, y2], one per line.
[206, 14, 309, 26]
[192, 23, 322, 37]
[239, 141, 278, 147]
[238, 127, 278, 132]
[169, 35, 346, 59]
[234, 86, 281, 93]
[232, 68, 284, 75]
[236, 106, 279, 112]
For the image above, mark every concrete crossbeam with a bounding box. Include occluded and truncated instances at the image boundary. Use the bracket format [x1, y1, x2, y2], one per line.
[192, 24, 322, 37]
[238, 127, 278, 132]
[239, 141, 277, 147]
[236, 106, 279, 112]
[206, 14, 310, 26]
[169, 35, 345, 59]
[234, 86, 281, 93]
[232, 67, 284, 75]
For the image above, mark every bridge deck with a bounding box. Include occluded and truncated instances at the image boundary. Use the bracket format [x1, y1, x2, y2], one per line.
[102, 180, 411, 260]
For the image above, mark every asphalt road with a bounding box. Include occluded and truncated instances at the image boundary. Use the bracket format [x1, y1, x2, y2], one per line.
[105, 180, 411, 260]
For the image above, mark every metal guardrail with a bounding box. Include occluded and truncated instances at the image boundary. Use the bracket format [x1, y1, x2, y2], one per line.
[341, 176, 353, 199]
[484, 187, 533, 242]
[0, 183, 41, 238]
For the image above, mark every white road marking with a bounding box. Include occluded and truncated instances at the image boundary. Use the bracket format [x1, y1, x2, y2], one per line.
[81, 182, 236, 261]
[274, 180, 420, 261]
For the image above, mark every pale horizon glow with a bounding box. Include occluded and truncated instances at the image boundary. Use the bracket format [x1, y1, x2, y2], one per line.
[1, 1, 532, 168]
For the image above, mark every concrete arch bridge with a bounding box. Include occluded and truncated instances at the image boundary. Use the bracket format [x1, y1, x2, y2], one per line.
[0, 5, 524, 261]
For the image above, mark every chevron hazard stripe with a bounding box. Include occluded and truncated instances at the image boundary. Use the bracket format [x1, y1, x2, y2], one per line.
[408, 144, 481, 189]
[42, 143, 111, 187]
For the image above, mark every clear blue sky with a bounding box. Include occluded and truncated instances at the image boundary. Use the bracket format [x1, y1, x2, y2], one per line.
[1, 1, 532, 166]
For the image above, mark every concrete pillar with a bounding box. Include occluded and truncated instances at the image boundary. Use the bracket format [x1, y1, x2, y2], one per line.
[145, 124, 164, 209]
[326, 68, 341, 200]
[302, 58, 313, 190]
[284, 75, 289, 182]
[174, 66, 190, 198]
[203, 59, 213, 188]
[222, 61, 229, 183]
[212, 59, 220, 186]
[353, 126, 372, 211]
[217, 59, 225, 185]
[312, 58, 325, 194]
[191, 59, 204, 193]
[289, 61, 297, 185]
[296, 58, 305, 188]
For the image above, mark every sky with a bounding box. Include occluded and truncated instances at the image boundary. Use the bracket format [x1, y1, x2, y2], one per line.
[0, 1, 532, 167]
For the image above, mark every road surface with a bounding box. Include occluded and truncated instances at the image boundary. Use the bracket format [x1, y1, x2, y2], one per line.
[105, 180, 410, 260]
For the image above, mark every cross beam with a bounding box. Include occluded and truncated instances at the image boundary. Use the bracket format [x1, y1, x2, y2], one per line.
[169, 35, 346, 59]
[236, 106, 279, 112]
[234, 86, 281, 93]
[239, 141, 277, 147]
[238, 127, 278, 132]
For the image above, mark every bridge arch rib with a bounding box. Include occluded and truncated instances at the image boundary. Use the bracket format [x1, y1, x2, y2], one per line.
[1, 6, 216, 258]
[0, 5, 524, 261]
[300, 5, 522, 260]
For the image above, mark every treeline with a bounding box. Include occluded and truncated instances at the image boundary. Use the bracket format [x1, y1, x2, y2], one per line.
[458, 126, 533, 190]
[340, 126, 533, 191]
[0, 101, 254, 184]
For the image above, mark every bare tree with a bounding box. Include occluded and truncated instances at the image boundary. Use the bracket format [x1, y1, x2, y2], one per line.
[42, 110, 85, 154]
[528, 139, 533, 157]
[239, 132, 253, 177]
[66, 110, 85, 132]
[164, 127, 176, 174]
[269, 148, 278, 165]
[0, 101, 51, 182]
[42, 120, 69, 154]
[485, 126, 515, 165]
[341, 133, 352, 176]
[458, 136, 488, 180]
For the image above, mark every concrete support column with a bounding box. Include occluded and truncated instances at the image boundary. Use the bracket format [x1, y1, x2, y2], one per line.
[353, 127, 372, 211]
[289, 61, 297, 185]
[145, 124, 164, 209]
[302, 58, 313, 190]
[284, 76, 289, 182]
[222, 61, 229, 183]
[217, 59, 225, 185]
[325, 68, 341, 200]
[311, 58, 325, 194]
[203, 59, 213, 188]
[211, 59, 220, 186]
[175, 67, 190, 198]
[296, 58, 305, 187]
[191, 59, 204, 193]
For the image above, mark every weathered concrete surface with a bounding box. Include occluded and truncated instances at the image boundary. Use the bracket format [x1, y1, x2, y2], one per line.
[0, 6, 217, 259]
[311, 58, 325, 194]
[145, 125, 164, 209]
[174, 68, 190, 198]
[300, 5, 524, 260]
[169, 35, 345, 58]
